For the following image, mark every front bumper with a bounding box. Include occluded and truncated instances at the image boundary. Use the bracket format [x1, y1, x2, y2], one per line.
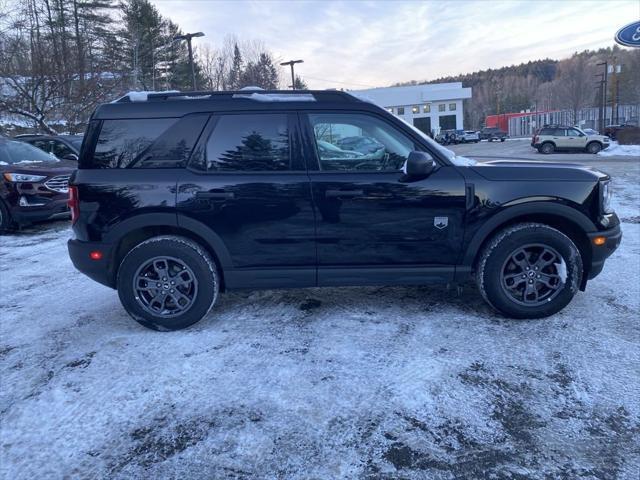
[586, 223, 622, 280]
[10, 197, 70, 224]
[68, 239, 116, 288]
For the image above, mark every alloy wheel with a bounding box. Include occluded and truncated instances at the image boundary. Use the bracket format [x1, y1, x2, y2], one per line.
[132, 256, 198, 317]
[500, 244, 565, 306]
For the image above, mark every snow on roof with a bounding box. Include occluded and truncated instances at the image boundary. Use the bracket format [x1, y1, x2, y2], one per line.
[232, 93, 316, 102]
[112, 91, 180, 103]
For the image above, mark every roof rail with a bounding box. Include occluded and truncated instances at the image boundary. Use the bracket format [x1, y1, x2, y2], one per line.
[114, 89, 360, 104]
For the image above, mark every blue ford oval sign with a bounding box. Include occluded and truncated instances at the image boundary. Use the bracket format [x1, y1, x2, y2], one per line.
[615, 20, 640, 48]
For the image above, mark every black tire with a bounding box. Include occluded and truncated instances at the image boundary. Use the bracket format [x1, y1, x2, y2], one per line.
[540, 142, 555, 154]
[0, 200, 13, 233]
[117, 235, 219, 331]
[500, 138, 506, 142]
[488, 138, 494, 142]
[476, 223, 582, 319]
[586, 142, 602, 154]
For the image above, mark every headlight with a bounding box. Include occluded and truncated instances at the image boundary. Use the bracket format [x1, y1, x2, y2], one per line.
[601, 180, 613, 214]
[3, 173, 47, 182]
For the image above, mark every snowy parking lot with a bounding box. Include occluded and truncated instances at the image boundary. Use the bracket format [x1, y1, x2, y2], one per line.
[1, 142, 639, 479]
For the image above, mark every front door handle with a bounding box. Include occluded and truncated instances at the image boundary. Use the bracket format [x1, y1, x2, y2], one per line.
[325, 189, 364, 198]
[195, 191, 235, 200]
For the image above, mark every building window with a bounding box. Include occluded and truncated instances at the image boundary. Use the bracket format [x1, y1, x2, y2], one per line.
[423, 104, 430, 113]
[449, 103, 456, 111]
[412, 106, 419, 114]
[397, 107, 405, 115]
[438, 104, 445, 112]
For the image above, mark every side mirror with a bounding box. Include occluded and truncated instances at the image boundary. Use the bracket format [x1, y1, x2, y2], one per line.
[63, 153, 79, 161]
[405, 151, 436, 178]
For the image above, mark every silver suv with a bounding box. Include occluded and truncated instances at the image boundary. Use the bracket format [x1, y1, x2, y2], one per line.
[532, 126, 610, 154]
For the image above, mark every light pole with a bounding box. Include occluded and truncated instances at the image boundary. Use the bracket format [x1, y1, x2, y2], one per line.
[596, 61, 608, 129]
[173, 32, 205, 90]
[280, 59, 304, 90]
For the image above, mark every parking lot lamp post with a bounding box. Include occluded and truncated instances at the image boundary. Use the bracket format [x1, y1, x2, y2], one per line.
[280, 60, 304, 90]
[596, 61, 608, 129]
[173, 32, 205, 91]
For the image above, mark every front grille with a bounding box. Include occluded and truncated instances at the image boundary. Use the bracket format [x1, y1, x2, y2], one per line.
[44, 175, 70, 193]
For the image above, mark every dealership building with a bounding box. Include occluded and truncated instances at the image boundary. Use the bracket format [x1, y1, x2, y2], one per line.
[354, 82, 472, 135]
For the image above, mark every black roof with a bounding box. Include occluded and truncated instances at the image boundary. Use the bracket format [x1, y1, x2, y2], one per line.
[94, 89, 377, 120]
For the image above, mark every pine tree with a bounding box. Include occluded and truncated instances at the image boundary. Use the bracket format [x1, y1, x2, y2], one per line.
[227, 44, 243, 90]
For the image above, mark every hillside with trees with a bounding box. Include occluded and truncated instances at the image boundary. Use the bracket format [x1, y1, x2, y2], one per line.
[397, 46, 640, 129]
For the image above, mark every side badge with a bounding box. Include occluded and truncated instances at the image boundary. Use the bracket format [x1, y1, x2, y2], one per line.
[434, 216, 448, 230]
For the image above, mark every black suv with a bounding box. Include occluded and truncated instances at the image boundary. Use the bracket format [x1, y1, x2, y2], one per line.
[68, 90, 621, 331]
[479, 127, 508, 142]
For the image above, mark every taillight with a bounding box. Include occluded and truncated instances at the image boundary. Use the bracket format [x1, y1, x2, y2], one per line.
[68, 186, 79, 224]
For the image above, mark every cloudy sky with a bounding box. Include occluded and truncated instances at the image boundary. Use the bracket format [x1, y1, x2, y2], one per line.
[152, 0, 638, 89]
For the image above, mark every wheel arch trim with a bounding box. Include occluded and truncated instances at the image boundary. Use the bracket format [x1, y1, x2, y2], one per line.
[462, 201, 597, 266]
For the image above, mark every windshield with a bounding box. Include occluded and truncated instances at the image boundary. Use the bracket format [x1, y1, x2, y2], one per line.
[0, 140, 60, 165]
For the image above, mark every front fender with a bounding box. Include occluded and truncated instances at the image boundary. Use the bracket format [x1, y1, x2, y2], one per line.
[461, 201, 598, 266]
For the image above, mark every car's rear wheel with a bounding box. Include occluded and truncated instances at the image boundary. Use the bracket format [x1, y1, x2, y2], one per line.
[500, 138, 506, 142]
[540, 142, 555, 154]
[586, 142, 602, 154]
[477, 223, 582, 319]
[117, 236, 219, 331]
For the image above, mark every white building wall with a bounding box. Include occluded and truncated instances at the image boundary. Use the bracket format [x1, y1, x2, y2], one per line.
[354, 83, 472, 134]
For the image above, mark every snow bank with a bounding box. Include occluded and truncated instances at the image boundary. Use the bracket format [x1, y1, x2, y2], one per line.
[598, 141, 640, 157]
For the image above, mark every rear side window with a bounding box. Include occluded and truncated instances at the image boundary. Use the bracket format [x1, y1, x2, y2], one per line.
[83, 115, 208, 168]
[204, 114, 293, 171]
[91, 119, 176, 168]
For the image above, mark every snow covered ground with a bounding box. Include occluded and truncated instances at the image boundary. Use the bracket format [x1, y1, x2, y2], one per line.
[599, 141, 640, 158]
[1, 155, 639, 479]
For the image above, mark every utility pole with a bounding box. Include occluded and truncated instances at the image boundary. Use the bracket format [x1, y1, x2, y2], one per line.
[173, 32, 205, 91]
[280, 59, 304, 90]
[594, 73, 604, 132]
[609, 63, 622, 123]
[597, 61, 608, 129]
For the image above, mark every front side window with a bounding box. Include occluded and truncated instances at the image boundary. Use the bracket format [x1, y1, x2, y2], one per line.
[568, 128, 582, 136]
[51, 141, 75, 158]
[309, 113, 413, 172]
[32, 140, 52, 153]
[205, 114, 291, 171]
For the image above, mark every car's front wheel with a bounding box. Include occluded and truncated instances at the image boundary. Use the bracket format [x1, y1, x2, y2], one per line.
[0, 200, 13, 233]
[477, 223, 582, 319]
[586, 142, 602, 154]
[117, 236, 219, 331]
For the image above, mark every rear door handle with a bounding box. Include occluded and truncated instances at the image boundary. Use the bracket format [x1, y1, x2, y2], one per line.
[195, 191, 235, 199]
[325, 189, 364, 198]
